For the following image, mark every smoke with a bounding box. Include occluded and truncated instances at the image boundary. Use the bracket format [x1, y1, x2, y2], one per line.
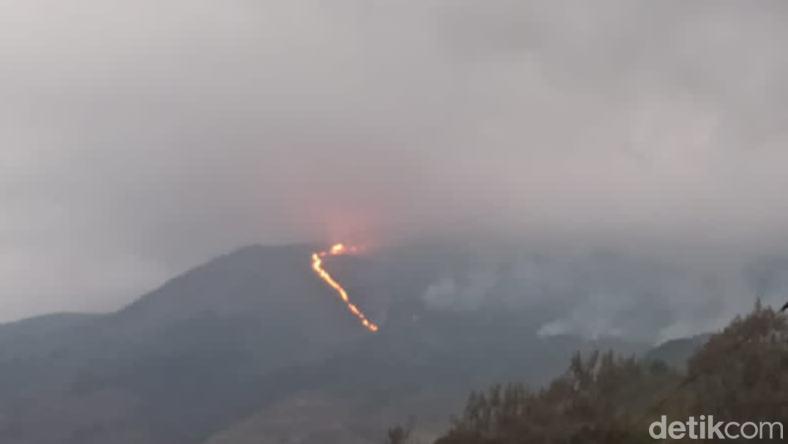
[531, 251, 749, 343]
[417, 246, 764, 343]
[3, 1, 788, 321]
[423, 271, 498, 312]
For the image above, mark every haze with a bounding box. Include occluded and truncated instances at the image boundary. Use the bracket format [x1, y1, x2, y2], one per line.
[2, 0, 788, 322]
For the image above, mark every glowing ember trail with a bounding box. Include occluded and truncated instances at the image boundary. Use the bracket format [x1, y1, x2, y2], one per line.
[311, 243, 379, 333]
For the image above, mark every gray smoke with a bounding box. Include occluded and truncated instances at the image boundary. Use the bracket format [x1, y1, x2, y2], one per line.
[3, 1, 788, 323]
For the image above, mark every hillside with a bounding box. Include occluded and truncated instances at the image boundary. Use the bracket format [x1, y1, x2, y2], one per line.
[0, 244, 368, 444]
[435, 305, 788, 443]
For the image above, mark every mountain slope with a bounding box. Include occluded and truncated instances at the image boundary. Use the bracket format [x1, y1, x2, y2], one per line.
[0, 243, 663, 444]
[0, 244, 369, 444]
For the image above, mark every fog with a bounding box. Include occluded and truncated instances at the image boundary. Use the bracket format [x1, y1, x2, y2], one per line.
[2, 0, 788, 323]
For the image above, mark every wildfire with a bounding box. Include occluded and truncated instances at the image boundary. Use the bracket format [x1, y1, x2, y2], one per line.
[311, 243, 379, 333]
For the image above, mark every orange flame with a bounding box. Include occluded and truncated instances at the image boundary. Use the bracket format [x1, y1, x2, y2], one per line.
[311, 243, 379, 333]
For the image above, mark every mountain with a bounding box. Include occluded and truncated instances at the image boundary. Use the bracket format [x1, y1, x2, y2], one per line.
[0, 243, 652, 444]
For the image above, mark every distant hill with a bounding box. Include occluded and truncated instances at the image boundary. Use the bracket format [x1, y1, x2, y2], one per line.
[0, 312, 100, 345]
[644, 333, 711, 370]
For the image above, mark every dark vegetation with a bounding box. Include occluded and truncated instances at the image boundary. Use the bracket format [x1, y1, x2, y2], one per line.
[432, 303, 788, 443]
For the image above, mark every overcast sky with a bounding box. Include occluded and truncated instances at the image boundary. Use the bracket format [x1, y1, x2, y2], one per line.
[2, 1, 788, 322]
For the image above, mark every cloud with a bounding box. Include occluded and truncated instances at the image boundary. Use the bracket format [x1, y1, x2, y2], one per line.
[2, 0, 788, 320]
